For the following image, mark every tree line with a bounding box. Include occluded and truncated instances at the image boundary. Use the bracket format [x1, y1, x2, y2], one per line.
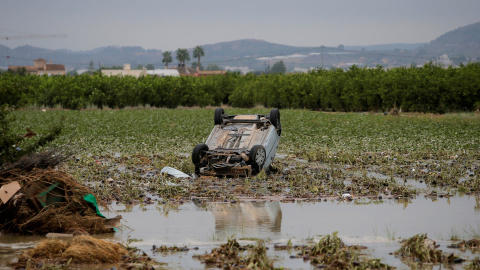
[1, 63, 479, 113]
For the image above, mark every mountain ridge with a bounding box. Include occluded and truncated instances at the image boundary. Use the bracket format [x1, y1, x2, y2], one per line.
[1, 21, 479, 71]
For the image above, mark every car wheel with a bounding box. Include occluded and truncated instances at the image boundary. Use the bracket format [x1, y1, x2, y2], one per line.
[248, 145, 266, 174]
[214, 108, 224, 125]
[192, 143, 209, 164]
[269, 108, 281, 135]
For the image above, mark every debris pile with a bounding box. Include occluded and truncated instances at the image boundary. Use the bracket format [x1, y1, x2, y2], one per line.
[0, 165, 115, 235]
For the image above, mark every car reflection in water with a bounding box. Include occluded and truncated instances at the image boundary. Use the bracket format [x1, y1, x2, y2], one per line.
[209, 201, 282, 237]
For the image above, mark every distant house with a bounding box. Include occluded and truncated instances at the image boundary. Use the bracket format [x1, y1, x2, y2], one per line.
[173, 66, 226, 76]
[147, 69, 180, 77]
[194, 69, 226, 77]
[101, 64, 147, 77]
[8, 58, 66, 75]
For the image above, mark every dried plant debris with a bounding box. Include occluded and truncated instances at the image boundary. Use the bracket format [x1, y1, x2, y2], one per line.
[11, 235, 159, 270]
[395, 233, 464, 265]
[0, 147, 72, 176]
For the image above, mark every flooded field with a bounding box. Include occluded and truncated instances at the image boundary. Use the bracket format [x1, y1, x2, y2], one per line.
[2, 196, 479, 269]
[2, 109, 480, 269]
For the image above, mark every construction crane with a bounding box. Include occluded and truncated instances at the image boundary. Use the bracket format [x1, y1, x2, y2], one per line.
[0, 34, 67, 40]
[1, 34, 67, 66]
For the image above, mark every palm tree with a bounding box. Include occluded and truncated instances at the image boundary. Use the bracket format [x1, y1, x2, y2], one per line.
[162, 51, 172, 69]
[176, 48, 190, 67]
[193, 46, 205, 70]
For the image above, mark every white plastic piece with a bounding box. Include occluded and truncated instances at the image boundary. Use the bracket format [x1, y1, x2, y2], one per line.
[160, 166, 191, 179]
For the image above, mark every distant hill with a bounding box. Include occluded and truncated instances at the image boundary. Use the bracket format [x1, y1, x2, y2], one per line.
[0, 45, 164, 70]
[202, 39, 300, 58]
[1, 21, 479, 72]
[418, 21, 480, 58]
[345, 43, 426, 51]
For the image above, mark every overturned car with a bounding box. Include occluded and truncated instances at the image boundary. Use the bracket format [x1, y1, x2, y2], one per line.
[192, 108, 282, 176]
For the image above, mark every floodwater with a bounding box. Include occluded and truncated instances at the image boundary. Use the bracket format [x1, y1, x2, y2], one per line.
[2, 195, 478, 269]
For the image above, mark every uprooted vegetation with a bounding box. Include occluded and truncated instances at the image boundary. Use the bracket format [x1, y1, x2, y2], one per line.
[0, 167, 114, 235]
[11, 235, 159, 269]
[275, 231, 393, 269]
[194, 233, 394, 269]
[451, 238, 480, 253]
[193, 238, 275, 269]
[394, 233, 464, 267]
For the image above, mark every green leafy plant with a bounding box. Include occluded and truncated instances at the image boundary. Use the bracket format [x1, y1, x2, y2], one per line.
[0, 105, 64, 166]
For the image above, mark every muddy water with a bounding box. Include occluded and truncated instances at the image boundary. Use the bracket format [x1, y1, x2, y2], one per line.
[1, 195, 479, 269]
[0, 235, 44, 270]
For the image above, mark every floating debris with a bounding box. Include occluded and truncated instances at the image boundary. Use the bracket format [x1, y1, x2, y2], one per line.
[153, 245, 189, 253]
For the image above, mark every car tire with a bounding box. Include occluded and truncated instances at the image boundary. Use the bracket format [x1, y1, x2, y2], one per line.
[248, 145, 266, 174]
[214, 108, 224, 125]
[269, 108, 281, 135]
[192, 143, 209, 164]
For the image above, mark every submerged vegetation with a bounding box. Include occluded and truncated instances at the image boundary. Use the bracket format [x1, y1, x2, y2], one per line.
[395, 233, 464, 267]
[195, 233, 393, 269]
[193, 238, 275, 269]
[307, 232, 392, 269]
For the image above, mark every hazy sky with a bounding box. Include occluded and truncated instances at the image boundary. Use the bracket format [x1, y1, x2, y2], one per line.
[1, 0, 479, 51]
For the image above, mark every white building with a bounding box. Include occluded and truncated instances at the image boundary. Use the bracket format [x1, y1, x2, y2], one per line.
[101, 64, 147, 77]
[147, 69, 180, 77]
[436, 54, 454, 67]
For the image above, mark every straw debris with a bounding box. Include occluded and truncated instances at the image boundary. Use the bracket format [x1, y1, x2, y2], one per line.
[12, 235, 158, 269]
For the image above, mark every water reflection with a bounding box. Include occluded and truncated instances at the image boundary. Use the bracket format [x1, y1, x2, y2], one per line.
[211, 202, 282, 234]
